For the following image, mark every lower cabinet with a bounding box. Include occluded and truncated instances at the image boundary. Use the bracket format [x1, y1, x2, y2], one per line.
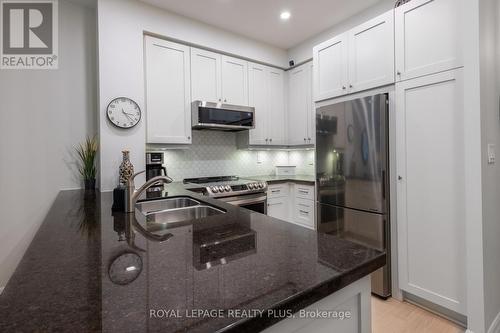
[267, 197, 289, 222]
[267, 183, 316, 230]
[396, 68, 466, 314]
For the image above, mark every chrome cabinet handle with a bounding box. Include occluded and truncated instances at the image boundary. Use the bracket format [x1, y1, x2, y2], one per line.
[299, 210, 309, 214]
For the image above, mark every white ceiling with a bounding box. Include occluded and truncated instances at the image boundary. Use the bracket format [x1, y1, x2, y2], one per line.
[139, 0, 385, 49]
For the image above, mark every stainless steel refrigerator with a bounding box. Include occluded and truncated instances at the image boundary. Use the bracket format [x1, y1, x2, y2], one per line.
[316, 93, 391, 298]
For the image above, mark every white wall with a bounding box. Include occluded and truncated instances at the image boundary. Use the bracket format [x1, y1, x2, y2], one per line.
[479, 0, 500, 331]
[0, 0, 97, 288]
[286, 0, 394, 64]
[97, 0, 289, 191]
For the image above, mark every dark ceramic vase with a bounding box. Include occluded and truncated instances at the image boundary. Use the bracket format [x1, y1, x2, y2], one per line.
[84, 178, 96, 191]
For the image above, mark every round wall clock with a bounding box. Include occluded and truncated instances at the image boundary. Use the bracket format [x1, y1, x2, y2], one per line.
[106, 97, 141, 129]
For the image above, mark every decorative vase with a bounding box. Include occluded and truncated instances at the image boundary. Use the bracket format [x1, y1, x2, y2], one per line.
[84, 178, 96, 190]
[119, 150, 134, 186]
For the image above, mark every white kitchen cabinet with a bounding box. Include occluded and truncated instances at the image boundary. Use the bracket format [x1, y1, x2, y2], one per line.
[191, 48, 248, 105]
[267, 197, 290, 222]
[190, 47, 221, 103]
[396, 68, 466, 314]
[221, 55, 248, 105]
[395, 0, 463, 81]
[313, 33, 349, 101]
[313, 10, 394, 101]
[349, 11, 394, 93]
[145, 36, 192, 144]
[293, 198, 315, 229]
[247, 63, 286, 146]
[288, 62, 314, 146]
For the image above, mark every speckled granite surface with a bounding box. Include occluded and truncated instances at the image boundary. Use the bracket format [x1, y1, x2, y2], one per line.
[247, 175, 315, 184]
[0, 183, 384, 333]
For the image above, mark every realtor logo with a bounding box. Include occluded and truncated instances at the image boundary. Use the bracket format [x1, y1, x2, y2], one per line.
[1, 0, 58, 69]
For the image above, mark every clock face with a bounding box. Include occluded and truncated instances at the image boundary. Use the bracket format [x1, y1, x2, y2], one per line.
[108, 252, 143, 285]
[107, 97, 141, 129]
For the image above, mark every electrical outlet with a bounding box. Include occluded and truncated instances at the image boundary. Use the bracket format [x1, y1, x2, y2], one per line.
[488, 144, 496, 165]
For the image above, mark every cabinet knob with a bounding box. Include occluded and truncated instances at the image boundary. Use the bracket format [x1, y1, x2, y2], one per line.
[398, 175, 403, 181]
[187, 136, 191, 140]
[224, 99, 227, 102]
[397, 71, 401, 76]
[265, 138, 268, 142]
[304, 138, 306, 142]
[342, 86, 346, 90]
[269, 138, 272, 142]
[349, 84, 353, 88]
[218, 98, 221, 102]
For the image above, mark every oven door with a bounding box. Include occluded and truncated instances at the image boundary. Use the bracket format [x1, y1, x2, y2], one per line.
[218, 193, 267, 214]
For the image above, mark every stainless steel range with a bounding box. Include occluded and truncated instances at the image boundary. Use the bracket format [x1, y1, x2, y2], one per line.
[184, 176, 268, 214]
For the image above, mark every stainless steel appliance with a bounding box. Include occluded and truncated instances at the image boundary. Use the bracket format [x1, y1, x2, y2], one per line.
[316, 93, 391, 298]
[146, 153, 168, 194]
[184, 176, 267, 214]
[191, 101, 255, 131]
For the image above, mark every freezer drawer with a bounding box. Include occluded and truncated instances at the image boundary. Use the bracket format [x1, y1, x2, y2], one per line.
[317, 203, 386, 251]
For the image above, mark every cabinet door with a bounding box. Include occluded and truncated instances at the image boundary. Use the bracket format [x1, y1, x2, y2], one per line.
[145, 36, 192, 144]
[293, 198, 315, 229]
[268, 68, 286, 145]
[349, 10, 394, 92]
[288, 63, 311, 146]
[248, 62, 269, 145]
[191, 48, 222, 102]
[396, 69, 466, 314]
[395, 0, 463, 81]
[313, 33, 349, 101]
[221, 55, 248, 105]
[306, 62, 315, 145]
[267, 197, 289, 222]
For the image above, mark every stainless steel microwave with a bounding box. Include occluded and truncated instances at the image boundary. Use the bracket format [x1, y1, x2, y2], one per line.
[191, 101, 255, 131]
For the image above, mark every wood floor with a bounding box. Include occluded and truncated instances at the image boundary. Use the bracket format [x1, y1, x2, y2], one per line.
[372, 297, 465, 333]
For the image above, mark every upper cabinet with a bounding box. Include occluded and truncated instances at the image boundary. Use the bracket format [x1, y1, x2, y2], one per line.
[145, 36, 192, 144]
[395, 0, 463, 81]
[313, 33, 349, 101]
[191, 48, 248, 105]
[313, 10, 394, 101]
[247, 63, 286, 146]
[221, 56, 249, 105]
[288, 62, 314, 146]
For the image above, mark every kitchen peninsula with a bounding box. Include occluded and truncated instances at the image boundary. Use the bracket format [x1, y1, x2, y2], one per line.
[0, 183, 384, 333]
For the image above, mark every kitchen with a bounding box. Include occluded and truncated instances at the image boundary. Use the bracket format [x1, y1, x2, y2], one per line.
[0, 0, 499, 333]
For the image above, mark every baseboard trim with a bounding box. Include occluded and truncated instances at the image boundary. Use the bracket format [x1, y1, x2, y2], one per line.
[488, 311, 500, 333]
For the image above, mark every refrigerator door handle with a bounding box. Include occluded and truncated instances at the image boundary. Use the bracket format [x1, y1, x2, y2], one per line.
[382, 170, 386, 199]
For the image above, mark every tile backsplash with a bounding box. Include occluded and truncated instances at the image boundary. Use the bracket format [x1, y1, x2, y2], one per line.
[149, 131, 315, 182]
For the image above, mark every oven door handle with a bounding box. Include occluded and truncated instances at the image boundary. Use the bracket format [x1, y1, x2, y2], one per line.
[222, 195, 267, 206]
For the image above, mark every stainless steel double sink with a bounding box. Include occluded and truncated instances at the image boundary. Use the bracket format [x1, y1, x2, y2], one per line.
[135, 197, 226, 233]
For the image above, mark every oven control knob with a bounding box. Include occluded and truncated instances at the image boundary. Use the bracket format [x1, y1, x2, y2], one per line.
[258, 182, 264, 189]
[248, 183, 255, 189]
[218, 185, 225, 192]
[211, 186, 219, 193]
[225, 185, 231, 192]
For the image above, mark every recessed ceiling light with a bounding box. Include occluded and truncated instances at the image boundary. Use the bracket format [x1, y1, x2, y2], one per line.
[280, 11, 291, 20]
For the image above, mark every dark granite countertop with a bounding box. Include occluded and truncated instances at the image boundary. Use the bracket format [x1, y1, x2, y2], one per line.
[0, 182, 384, 333]
[246, 175, 315, 185]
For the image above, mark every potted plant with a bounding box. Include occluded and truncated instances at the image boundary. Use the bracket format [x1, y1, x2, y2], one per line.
[76, 136, 98, 190]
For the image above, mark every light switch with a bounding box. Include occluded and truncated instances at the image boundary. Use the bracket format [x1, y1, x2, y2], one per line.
[488, 144, 496, 164]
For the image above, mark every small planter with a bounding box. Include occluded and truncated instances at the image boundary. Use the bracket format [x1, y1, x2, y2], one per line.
[84, 178, 96, 191]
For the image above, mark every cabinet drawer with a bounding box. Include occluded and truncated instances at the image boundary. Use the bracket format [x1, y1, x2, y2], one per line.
[294, 199, 315, 229]
[294, 185, 315, 200]
[267, 197, 289, 222]
[267, 184, 289, 198]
